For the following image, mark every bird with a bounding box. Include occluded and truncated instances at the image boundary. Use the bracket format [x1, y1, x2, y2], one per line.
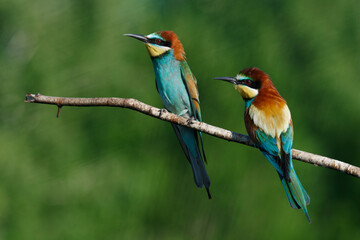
[124, 31, 211, 198]
[215, 67, 310, 222]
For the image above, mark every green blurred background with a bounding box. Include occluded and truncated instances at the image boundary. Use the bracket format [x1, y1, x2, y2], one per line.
[1, 0, 359, 239]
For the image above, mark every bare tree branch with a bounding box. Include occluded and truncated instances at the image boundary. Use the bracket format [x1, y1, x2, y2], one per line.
[25, 93, 360, 178]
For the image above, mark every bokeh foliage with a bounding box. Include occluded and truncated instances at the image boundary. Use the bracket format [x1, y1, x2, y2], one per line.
[0, 0, 359, 239]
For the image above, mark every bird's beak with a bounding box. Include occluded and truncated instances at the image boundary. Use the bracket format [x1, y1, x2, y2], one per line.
[124, 34, 148, 43]
[213, 77, 238, 84]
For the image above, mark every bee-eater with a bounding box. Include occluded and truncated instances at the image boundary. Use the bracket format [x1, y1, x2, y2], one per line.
[215, 67, 310, 222]
[124, 31, 211, 198]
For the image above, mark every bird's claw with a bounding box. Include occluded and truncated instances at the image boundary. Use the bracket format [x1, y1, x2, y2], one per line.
[159, 108, 168, 117]
[186, 116, 195, 126]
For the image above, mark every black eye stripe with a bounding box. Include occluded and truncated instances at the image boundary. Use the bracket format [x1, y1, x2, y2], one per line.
[149, 38, 171, 47]
[250, 81, 261, 89]
[241, 79, 252, 85]
[240, 79, 261, 89]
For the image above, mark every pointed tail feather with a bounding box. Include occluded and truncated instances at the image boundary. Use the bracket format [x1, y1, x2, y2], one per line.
[171, 124, 211, 198]
[199, 132, 207, 164]
[280, 178, 300, 209]
[279, 167, 311, 222]
[206, 187, 212, 199]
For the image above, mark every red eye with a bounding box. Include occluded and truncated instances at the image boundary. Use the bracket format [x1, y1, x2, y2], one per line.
[246, 80, 251, 85]
[156, 39, 161, 44]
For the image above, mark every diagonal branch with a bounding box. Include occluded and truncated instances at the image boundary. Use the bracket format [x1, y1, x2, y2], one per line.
[25, 93, 360, 178]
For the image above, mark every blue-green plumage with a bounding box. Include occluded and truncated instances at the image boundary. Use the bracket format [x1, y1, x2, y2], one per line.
[125, 31, 211, 198]
[258, 127, 310, 222]
[152, 50, 190, 115]
[252, 107, 311, 223]
[152, 50, 210, 193]
[215, 67, 310, 222]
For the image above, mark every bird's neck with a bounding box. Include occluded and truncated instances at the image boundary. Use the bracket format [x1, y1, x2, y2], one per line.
[151, 50, 180, 75]
[150, 50, 181, 84]
[244, 98, 255, 109]
[151, 50, 178, 67]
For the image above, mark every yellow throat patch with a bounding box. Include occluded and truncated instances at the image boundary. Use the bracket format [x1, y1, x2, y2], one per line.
[235, 85, 259, 99]
[145, 43, 170, 58]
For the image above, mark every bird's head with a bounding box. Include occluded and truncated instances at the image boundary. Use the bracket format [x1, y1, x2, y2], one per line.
[215, 67, 269, 100]
[124, 31, 185, 61]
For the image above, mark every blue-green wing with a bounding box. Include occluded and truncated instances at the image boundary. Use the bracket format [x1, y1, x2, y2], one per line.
[281, 125, 293, 155]
[280, 125, 293, 180]
[180, 60, 202, 121]
[255, 128, 282, 173]
[255, 129, 280, 156]
[254, 125, 294, 177]
[179, 60, 207, 162]
[256, 124, 310, 218]
[280, 125, 310, 216]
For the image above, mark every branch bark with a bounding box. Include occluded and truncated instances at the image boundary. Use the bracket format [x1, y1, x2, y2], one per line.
[25, 93, 360, 178]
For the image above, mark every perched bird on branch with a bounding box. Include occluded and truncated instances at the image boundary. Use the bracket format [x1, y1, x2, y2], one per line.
[124, 31, 211, 198]
[215, 67, 310, 222]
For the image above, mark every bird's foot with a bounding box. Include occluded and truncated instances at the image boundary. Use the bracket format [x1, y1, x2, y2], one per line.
[186, 116, 195, 126]
[158, 108, 168, 118]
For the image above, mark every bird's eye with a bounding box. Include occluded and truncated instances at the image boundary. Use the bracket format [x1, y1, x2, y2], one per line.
[245, 79, 251, 85]
[156, 39, 162, 44]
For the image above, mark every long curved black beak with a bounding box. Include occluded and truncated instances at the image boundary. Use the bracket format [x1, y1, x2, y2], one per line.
[124, 34, 148, 43]
[214, 77, 237, 84]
